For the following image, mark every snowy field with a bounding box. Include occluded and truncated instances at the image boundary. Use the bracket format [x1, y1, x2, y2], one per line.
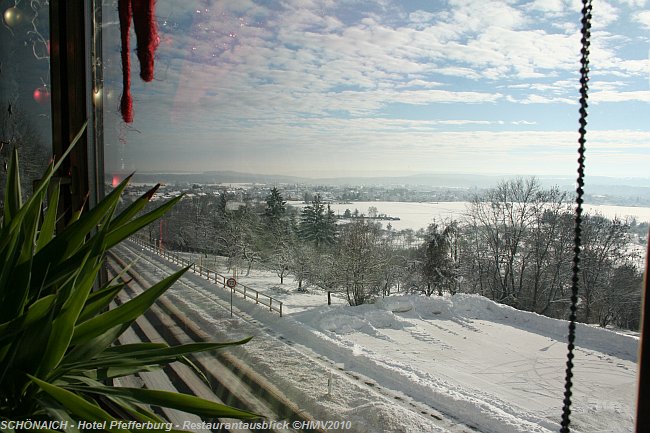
[126, 243, 639, 433]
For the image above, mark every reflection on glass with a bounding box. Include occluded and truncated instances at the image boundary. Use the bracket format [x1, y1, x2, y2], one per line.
[0, 0, 51, 197]
[101, 2, 647, 432]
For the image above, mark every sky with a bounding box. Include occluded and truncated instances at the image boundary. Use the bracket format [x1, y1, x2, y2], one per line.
[102, 0, 650, 180]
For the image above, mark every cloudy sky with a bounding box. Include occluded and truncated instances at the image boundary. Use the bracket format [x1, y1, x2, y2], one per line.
[102, 0, 650, 180]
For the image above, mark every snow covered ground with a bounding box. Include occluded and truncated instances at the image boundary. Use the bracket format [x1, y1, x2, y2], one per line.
[123, 243, 639, 433]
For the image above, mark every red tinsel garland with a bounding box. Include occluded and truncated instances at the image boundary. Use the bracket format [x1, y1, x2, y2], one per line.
[119, 0, 158, 123]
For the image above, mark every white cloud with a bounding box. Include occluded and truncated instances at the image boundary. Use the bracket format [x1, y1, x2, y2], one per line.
[619, 0, 648, 7]
[591, 90, 650, 103]
[408, 10, 436, 24]
[591, 1, 619, 29]
[509, 94, 576, 104]
[634, 10, 650, 29]
[590, 80, 630, 92]
[447, 0, 528, 32]
[528, 0, 566, 14]
[399, 79, 444, 88]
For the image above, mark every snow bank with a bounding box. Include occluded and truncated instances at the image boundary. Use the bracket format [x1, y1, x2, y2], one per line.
[304, 294, 638, 363]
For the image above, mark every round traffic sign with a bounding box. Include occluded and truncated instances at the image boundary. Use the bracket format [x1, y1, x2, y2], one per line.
[226, 277, 237, 288]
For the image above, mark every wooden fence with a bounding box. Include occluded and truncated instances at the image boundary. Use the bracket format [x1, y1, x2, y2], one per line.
[129, 237, 283, 317]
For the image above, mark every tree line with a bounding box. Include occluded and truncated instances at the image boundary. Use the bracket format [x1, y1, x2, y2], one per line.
[141, 178, 644, 330]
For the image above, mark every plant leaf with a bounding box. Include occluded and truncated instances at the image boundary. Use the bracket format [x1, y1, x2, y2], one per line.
[35, 174, 131, 271]
[3, 147, 22, 224]
[38, 255, 103, 377]
[0, 294, 56, 345]
[0, 121, 86, 253]
[104, 194, 184, 249]
[36, 180, 61, 252]
[108, 183, 160, 230]
[77, 281, 127, 323]
[58, 324, 125, 373]
[70, 266, 190, 346]
[64, 338, 252, 372]
[28, 375, 130, 433]
[67, 385, 260, 420]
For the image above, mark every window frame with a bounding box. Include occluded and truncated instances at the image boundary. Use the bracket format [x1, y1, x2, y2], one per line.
[49, 0, 103, 222]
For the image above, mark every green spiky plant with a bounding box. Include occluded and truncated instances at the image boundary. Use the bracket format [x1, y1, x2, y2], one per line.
[0, 124, 258, 432]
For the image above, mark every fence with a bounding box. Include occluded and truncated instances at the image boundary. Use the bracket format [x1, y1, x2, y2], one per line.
[129, 237, 283, 317]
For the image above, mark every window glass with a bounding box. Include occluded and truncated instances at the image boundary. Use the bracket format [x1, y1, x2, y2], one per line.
[0, 0, 52, 198]
[101, 2, 648, 432]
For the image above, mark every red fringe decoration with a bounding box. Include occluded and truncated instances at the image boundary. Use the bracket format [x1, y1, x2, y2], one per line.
[119, 0, 133, 123]
[133, 0, 158, 82]
[118, 0, 158, 123]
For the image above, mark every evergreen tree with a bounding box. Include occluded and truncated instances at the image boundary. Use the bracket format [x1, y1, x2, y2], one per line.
[419, 222, 458, 296]
[299, 194, 337, 247]
[264, 187, 286, 223]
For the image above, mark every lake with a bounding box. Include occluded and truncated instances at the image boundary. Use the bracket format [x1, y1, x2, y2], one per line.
[288, 201, 650, 232]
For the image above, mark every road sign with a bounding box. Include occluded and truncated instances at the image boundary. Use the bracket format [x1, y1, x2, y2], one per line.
[226, 277, 237, 288]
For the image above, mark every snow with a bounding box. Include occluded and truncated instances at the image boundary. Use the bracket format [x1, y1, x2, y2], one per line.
[123, 242, 639, 433]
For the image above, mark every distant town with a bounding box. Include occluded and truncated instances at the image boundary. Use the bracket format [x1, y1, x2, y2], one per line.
[111, 170, 650, 207]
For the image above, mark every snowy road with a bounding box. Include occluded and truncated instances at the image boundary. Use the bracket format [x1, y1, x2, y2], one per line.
[118, 241, 638, 433]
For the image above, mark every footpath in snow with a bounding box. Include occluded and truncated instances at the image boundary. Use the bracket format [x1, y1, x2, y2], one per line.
[125, 243, 639, 433]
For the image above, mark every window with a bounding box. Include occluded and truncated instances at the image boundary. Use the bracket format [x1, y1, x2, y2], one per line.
[0, 1, 52, 197]
[4, 1, 647, 432]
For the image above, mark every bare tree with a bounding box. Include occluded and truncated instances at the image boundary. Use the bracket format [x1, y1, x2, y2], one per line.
[579, 215, 633, 324]
[0, 103, 50, 210]
[466, 178, 542, 306]
[334, 220, 387, 306]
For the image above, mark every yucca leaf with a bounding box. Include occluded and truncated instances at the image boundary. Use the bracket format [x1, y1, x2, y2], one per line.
[102, 338, 252, 357]
[98, 395, 198, 433]
[104, 194, 184, 249]
[66, 385, 260, 420]
[77, 257, 140, 323]
[67, 206, 84, 226]
[0, 185, 46, 321]
[55, 380, 194, 433]
[63, 338, 252, 372]
[0, 294, 56, 345]
[3, 147, 22, 224]
[36, 180, 61, 252]
[59, 324, 125, 370]
[0, 228, 23, 318]
[3, 311, 54, 386]
[0, 122, 86, 253]
[99, 342, 168, 354]
[99, 364, 162, 379]
[99, 392, 169, 428]
[101, 392, 164, 423]
[32, 247, 98, 297]
[70, 266, 190, 346]
[35, 174, 131, 270]
[5, 187, 45, 317]
[77, 281, 128, 323]
[108, 183, 160, 230]
[28, 376, 130, 433]
[38, 255, 107, 377]
[42, 404, 81, 433]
